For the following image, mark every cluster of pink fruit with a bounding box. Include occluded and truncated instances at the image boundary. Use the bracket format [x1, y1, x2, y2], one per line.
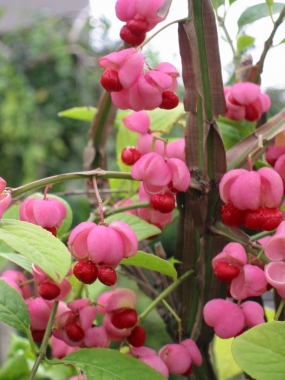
[119, 110, 190, 221]
[59, 288, 203, 378]
[19, 191, 139, 288]
[0, 266, 203, 379]
[68, 220, 138, 286]
[130, 339, 202, 378]
[220, 167, 283, 230]
[204, 157, 285, 339]
[115, 0, 168, 46]
[205, 242, 267, 338]
[99, 48, 180, 112]
[224, 82, 271, 122]
[20, 195, 67, 236]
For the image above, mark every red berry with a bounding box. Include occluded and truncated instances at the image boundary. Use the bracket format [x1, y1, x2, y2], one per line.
[121, 147, 141, 166]
[98, 266, 117, 286]
[73, 260, 98, 285]
[66, 322, 85, 342]
[182, 365, 192, 377]
[214, 262, 240, 282]
[126, 19, 149, 35]
[245, 103, 261, 122]
[221, 203, 246, 227]
[167, 181, 180, 194]
[120, 25, 146, 46]
[44, 226, 57, 237]
[38, 282, 60, 300]
[244, 207, 282, 231]
[31, 329, 46, 344]
[100, 69, 123, 92]
[150, 193, 175, 213]
[127, 326, 146, 347]
[110, 308, 138, 329]
[159, 91, 179, 110]
[228, 94, 242, 106]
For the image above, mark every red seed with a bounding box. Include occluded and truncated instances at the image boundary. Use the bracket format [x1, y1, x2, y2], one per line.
[159, 91, 179, 110]
[214, 262, 240, 282]
[127, 326, 146, 347]
[66, 323, 85, 342]
[38, 282, 60, 300]
[110, 308, 138, 329]
[150, 193, 175, 214]
[98, 266, 117, 286]
[73, 260, 98, 285]
[121, 147, 141, 166]
[120, 25, 145, 46]
[100, 69, 123, 92]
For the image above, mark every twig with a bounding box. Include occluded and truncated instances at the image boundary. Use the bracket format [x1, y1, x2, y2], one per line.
[254, 5, 285, 82]
[28, 301, 59, 380]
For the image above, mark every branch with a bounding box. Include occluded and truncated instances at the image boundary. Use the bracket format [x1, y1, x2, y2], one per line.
[8, 169, 133, 198]
[254, 5, 285, 82]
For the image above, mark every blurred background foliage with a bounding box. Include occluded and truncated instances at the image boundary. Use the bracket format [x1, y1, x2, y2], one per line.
[0, 11, 116, 188]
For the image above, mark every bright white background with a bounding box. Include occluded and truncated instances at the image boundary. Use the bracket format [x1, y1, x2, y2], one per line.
[89, 0, 285, 91]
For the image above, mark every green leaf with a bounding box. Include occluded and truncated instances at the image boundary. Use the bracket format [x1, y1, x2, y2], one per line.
[238, 3, 284, 29]
[0, 354, 30, 380]
[168, 256, 181, 266]
[121, 251, 177, 280]
[63, 348, 165, 380]
[211, 0, 224, 11]
[3, 203, 20, 220]
[0, 220, 71, 282]
[148, 104, 186, 134]
[0, 253, 32, 273]
[231, 321, 285, 380]
[58, 106, 97, 121]
[0, 280, 30, 333]
[218, 118, 255, 150]
[0, 255, 7, 270]
[229, 0, 236, 4]
[236, 35, 255, 52]
[104, 213, 161, 241]
[213, 336, 243, 380]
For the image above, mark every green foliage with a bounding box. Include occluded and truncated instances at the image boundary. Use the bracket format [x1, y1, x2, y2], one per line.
[0, 14, 113, 188]
[236, 35, 255, 53]
[0, 220, 71, 281]
[238, 3, 285, 29]
[148, 104, 186, 134]
[63, 348, 166, 380]
[211, 0, 225, 11]
[0, 280, 30, 334]
[0, 253, 32, 273]
[217, 117, 255, 150]
[232, 321, 285, 380]
[121, 251, 178, 280]
[58, 107, 97, 121]
[105, 212, 161, 241]
[0, 334, 76, 380]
